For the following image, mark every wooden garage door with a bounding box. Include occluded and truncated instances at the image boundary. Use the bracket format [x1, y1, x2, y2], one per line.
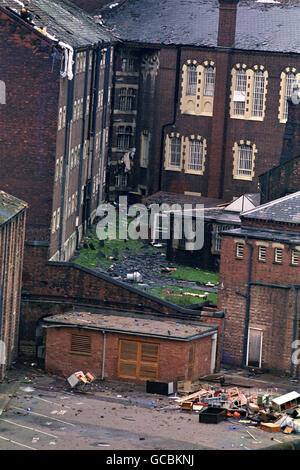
[118, 340, 159, 380]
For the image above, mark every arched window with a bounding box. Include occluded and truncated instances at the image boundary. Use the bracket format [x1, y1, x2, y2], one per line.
[284, 72, 296, 120]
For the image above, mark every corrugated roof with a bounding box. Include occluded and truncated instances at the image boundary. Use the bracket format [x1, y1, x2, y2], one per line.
[1, 0, 117, 47]
[0, 190, 27, 226]
[242, 191, 300, 224]
[101, 0, 300, 53]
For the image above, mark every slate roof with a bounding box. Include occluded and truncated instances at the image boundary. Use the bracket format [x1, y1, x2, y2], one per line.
[241, 191, 300, 224]
[0, 190, 27, 226]
[1, 0, 116, 47]
[222, 226, 300, 244]
[42, 310, 218, 340]
[100, 0, 300, 54]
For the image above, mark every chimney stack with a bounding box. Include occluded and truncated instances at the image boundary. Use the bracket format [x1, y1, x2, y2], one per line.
[217, 0, 239, 48]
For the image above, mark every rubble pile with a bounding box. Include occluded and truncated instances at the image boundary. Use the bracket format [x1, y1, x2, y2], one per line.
[173, 382, 300, 434]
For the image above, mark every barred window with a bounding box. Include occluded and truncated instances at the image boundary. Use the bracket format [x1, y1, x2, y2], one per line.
[119, 88, 135, 111]
[117, 126, 133, 150]
[274, 247, 283, 264]
[203, 66, 215, 97]
[292, 249, 299, 266]
[236, 243, 244, 259]
[252, 70, 265, 117]
[168, 137, 181, 168]
[213, 225, 233, 253]
[186, 65, 197, 95]
[237, 144, 253, 176]
[258, 246, 266, 262]
[284, 72, 296, 121]
[188, 140, 203, 172]
[234, 69, 246, 115]
[115, 173, 128, 189]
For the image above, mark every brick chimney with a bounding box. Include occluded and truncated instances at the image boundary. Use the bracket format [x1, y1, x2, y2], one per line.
[217, 0, 239, 47]
[69, 1, 111, 13]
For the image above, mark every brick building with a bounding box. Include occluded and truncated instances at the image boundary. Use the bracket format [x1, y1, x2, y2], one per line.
[71, 0, 300, 204]
[0, 0, 116, 263]
[218, 192, 300, 376]
[42, 310, 219, 383]
[0, 190, 27, 379]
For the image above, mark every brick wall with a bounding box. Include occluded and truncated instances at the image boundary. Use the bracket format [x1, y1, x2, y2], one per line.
[0, 11, 60, 243]
[0, 210, 27, 378]
[45, 326, 214, 384]
[218, 234, 300, 375]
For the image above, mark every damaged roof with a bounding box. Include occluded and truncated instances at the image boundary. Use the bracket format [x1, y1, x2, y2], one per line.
[0, 190, 27, 226]
[1, 0, 117, 47]
[241, 191, 300, 224]
[100, 0, 300, 53]
[42, 310, 218, 341]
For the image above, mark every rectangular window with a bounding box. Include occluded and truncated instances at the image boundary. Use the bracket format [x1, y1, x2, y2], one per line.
[186, 65, 197, 95]
[117, 126, 133, 150]
[188, 140, 203, 171]
[118, 340, 159, 380]
[238, 144, 253, 176]
[284, 73, 296, 121]
[236, 243, 244, 259]
[274, 247, 283, 264]
[52, 212, 56, 234]
[71, 333, 91, 355]
[213, 225, 233, 253]
[252, 71, 265, 117]
[203, 66, 215, 97]
[119, 88, 135, 111]
[168, 137, 181, 168]
[234, 69, 246, 115]
[258, 246, 266, 262]
[292, 249, 299, 266]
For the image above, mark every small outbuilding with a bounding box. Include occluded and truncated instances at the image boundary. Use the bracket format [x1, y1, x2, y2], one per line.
[42, 311, 219, 384]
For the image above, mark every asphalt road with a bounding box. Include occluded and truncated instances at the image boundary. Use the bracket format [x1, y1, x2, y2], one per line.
[0, 368, 297, 451]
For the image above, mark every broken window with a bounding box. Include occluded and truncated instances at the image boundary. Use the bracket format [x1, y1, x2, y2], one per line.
[119, 88, 136, 111]
[117, 125, 133, 150]
[283, 72, 296, 121]
[233, 68, 246, 115]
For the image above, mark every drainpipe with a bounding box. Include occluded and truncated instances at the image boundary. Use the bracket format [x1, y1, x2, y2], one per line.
[242, 236, 253, 367]
[101, 330, 106, 380]
[0, 224, 8, 339]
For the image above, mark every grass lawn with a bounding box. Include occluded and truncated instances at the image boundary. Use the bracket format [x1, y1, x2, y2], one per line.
[166, 265, 219, 285]
[74, 226, 219, 306]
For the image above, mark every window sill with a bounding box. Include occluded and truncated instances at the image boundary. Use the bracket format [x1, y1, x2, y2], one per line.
[272, 261, 282, 265]
[235, 256, 244, 260]
[164, 166, 182, 172]
[233, 174, 254, 181]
